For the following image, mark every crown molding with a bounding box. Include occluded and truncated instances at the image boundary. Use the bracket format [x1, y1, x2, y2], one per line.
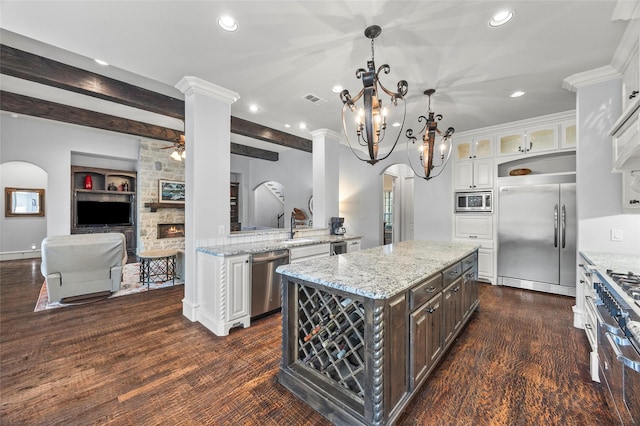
[175, 76, 240, 104]
[562, 65, 621, 92]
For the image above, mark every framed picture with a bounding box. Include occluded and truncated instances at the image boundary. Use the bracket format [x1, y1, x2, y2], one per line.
[158, 180, 185, 204]
[5, 187, 45, 217]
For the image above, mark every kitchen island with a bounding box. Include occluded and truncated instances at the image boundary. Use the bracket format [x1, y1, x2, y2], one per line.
[276, 240, 480, 426]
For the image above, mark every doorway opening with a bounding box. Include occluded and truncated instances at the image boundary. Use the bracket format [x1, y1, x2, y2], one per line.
[381, 164, 414, 245]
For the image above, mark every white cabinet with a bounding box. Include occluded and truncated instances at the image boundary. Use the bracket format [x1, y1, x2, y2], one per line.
[497, 125, 560, 157]
[225, 255, 251, 321]
[453, 159, 494, 190]
[561, 121, 577, 149]
[197, 252, 251, 336]
[477, 249, 494, 281]
[623, 170, 640, 213]
[454, 215, 493, 240]
[346, 239, 361, 252]
[454, 137, 493, 161]
[454, 215, 494, 283]
[289, 243, 331, 263]
[610, 99, 640, 172]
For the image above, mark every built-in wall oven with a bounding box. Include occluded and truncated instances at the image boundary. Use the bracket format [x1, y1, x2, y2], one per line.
[592, 269, 640, 425]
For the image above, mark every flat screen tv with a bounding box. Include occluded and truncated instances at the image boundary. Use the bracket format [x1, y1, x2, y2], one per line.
[77, 201, 132, 226]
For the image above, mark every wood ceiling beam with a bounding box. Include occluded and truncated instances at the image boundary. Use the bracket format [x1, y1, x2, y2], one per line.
[1, 91, 281, 161]
[0, 44, 184, 119]
[230, 116, 312, 153]
[231, 143, 279, 162]
[1, 91, 184, 143]
[0, 44, 313, 152]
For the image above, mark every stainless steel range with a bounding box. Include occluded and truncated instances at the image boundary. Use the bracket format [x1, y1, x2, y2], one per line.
[592, 267, 640, 425]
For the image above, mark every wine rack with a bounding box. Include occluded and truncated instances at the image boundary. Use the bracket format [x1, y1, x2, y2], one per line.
[297, 284, 365, 398]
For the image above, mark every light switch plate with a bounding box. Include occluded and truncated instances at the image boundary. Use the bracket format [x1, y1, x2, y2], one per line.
[611, 229, 623, 241]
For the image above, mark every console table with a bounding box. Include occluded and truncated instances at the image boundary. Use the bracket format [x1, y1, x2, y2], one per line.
[138, 250, 177, 288]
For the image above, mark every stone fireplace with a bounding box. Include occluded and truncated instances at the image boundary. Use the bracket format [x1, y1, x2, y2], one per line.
[138, 140, 185, 253]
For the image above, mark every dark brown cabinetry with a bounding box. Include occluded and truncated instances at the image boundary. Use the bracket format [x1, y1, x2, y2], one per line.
[230, 182, 240, 232]
[71, 166, 137, 255]
[279, 250, 479, 426]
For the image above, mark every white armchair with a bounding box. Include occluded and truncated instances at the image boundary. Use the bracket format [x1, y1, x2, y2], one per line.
[41, 233, 128, 303]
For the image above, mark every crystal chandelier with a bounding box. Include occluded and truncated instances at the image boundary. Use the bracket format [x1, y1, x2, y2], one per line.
[405, 89, 455, 180]
[339, 25, 408, 165]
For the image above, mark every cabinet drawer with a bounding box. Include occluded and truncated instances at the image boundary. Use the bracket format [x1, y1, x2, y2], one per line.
[454, 215, 493, 239]
[410, 273, 442, 310]
[461, 253, 477, 272]
[443, 262, 462, 286]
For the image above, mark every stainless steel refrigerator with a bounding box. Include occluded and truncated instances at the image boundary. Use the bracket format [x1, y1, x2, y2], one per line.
[497, 174, 576, 289]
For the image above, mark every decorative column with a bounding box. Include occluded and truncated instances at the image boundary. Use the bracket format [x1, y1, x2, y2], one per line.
[311, 129, 341, 229]
[175, 76, 239, 321]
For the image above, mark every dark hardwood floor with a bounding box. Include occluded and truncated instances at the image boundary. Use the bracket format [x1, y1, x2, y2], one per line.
[1, 258, 614, 425]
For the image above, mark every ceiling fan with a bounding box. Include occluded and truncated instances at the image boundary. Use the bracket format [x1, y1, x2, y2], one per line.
[161, 134, 185, 161]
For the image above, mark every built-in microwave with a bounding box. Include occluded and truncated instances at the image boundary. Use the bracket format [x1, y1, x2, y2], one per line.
[455, 191, 492, 213]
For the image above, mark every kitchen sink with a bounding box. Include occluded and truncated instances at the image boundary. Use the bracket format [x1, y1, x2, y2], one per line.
[281, 238, 315, 244]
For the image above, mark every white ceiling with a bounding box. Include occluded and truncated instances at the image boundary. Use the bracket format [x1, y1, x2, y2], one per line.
[0, 1, 632, 152]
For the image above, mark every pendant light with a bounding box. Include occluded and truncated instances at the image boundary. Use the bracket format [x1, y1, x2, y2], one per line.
[339, 25, 408, 165]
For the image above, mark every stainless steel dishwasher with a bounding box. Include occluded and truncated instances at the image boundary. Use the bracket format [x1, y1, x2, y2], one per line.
[251, 249, 289, 318]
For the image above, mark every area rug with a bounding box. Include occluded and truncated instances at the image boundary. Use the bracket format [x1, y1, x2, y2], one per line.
[34, 262, 184, 312]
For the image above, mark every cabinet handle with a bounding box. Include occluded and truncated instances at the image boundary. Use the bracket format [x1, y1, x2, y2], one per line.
[580, 280, 585, 284]
[630, 90, 639, 100]
[424, 286, 436, 293]
[630, 200, 640, 204]
[468, 235, 478, 239]
[426, 307, 436, 314]
[453, 286, 460, 292]
[585, 324, 592, 330]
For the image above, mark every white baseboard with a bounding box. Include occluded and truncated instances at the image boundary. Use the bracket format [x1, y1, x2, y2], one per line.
[0, 250, 41, 261]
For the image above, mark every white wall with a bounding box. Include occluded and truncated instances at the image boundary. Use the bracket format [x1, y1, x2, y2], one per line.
[231, 149, 313, 228]
[339, 144, 453, 249]
[576, 78, 640, 254]
[0, 161, 47, 254]
[0, 114, 139, 242]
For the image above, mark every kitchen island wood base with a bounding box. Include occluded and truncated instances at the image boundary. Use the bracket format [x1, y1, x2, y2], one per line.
[276, 241, 479, 426]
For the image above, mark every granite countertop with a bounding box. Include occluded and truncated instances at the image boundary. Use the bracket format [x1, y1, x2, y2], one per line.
[580, 251, 640, 275]
[198, 234, 361, 257]
[276, 240, 480, 300]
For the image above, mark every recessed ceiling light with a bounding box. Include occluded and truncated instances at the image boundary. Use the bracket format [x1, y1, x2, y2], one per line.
[392, 122, 401, 127]
[249, 104, 259, 113]
[489, 10, 514, 27]
[332, 85, 343, 93]
[284, 124, 291, 128]
[510, 90, 525, 98]
[218, 15, 238, 32]
[298, 123, 307, 130]
[10, 113, 19, 118]
[94, 59, 109, 66]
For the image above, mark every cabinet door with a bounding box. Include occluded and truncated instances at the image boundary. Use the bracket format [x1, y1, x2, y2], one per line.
[478, 248, 495, 281]
[561, 122, 576, 149]
[497, 132, 525, 156]
[527, 126, 558, 154]
[623, 171, 640, 213]
[454, 140, 474, 161]
[454, 162, 474, 190]
[443, 278, 462, 346]
[473, 159, 494, 189]
[225, 255, 251, 321]
[410, 293, 443, 390]
[473, 137, 494, 159]
[347, 239, 361, 252]
[454, 215, 493, 239]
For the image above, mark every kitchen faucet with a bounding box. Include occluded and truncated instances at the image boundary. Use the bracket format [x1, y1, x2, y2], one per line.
[290, 211, 296, 239]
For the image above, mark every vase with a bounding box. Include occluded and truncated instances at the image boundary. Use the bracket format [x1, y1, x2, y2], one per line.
[84, 175, 93, 190]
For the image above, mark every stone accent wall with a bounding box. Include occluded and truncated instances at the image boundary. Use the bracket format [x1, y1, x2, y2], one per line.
[138, 140, 185, 254]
